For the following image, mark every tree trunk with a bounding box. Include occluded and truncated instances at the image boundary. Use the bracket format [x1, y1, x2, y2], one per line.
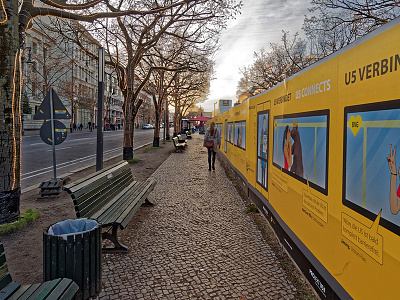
[153, 115, 160, 147]
[0, 1, 22, 224]
[153, 94, 161, 147]
[123, 100, 134, 160]
[166, 104, 170, 140]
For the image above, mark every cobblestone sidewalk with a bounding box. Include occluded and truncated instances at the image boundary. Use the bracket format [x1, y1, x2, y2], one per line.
[95, 134, 297, 300]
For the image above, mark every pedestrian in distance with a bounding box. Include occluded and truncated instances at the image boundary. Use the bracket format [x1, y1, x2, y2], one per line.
[204, 121, 221, 171]
[73, 122, 76, 131]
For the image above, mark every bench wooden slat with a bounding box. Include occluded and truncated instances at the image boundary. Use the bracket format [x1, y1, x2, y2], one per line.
[99, 181, 147, 227]
[0, 265, 11, 291]
[73, 170, 133, 218]
[10, 282, 41, 300]
[22, 280, 54, 300]
[0, 247, 11, 292]
[72, 168, 132, 205]
[63, 162, 130, 194]
[94, 183, 145, 226]
[0, 253, 6, 268]
[31, 279, 61, 300]
[90, 181, 141, 222]
[62, 162, 124, 192]
[118, 181, 156, 229]
[68, 166, 131, 201]
[0, 281, 20, 299]
[77, 174, 136, 219]
[56, 282, 80, 300]
[7, 284, 31, 300]
[117, 179, 156, 228]
[44, 279, 78, 300]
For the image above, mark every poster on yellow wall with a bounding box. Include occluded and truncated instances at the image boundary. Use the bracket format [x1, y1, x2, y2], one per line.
[224, 120, 227, 153]
[273, 111, 329, 195]
[234, 121, 246, 149]
[227, 122, 234, 144]
[257, 111, 269, 190]
[344, 100, 400, 238]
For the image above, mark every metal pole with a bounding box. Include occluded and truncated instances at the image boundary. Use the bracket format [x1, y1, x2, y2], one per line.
[49, 88, 57, 181]
[21, 59, 25, 136]
[163, 98, 166, 144]
[96, 47, 104, 171]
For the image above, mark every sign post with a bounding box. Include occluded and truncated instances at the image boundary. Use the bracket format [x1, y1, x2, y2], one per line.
[49, 88, 57, 181]
[33, 88, 71, 197]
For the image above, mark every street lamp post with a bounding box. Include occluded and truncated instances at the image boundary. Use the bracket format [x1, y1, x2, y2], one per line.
[96, 47, 104, 171]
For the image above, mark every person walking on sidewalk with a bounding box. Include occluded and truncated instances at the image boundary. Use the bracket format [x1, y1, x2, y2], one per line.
[204, 121, 221, 171]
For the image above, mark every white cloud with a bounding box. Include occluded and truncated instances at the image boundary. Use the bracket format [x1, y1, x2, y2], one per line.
[202, 0, 311, 112]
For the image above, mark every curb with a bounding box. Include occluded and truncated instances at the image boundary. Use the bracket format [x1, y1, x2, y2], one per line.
[21, 142, 153, 194]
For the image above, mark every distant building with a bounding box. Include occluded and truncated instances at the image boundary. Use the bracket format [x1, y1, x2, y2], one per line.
[22, 17, 125, 130]
[218, 99, 232, 114]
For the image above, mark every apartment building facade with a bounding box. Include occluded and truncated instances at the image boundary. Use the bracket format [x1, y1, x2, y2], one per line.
[21, 17, 152, 132]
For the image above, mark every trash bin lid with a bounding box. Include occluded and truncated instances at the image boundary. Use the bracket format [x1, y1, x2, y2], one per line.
[48, 218, 99, 239]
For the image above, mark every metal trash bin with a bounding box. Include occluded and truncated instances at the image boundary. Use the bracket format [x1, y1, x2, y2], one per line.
[43, 218, 102, 300]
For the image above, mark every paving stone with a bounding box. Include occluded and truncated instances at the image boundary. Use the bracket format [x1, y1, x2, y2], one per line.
[95, 134, 301, 299]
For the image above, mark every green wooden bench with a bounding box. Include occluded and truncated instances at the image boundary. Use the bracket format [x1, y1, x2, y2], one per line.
[177, 134, 188, 145]
[62, 161, 156, 253]
[0, 243, 78, 300]
[172, 137, 186, 152]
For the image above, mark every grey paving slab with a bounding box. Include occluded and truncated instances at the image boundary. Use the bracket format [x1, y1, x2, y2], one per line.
[94, 134, 297, 299]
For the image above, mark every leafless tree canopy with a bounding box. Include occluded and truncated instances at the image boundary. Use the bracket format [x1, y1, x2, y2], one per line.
[303, 0, 400, 56]
[0, 0, 241, 222]
[237, 0, 400, 98]
[236, 32, 314, 98]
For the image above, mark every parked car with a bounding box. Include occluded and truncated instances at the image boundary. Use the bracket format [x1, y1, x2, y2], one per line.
[143, 124, 151, 129]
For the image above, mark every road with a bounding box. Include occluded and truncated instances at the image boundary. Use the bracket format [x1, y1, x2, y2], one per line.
[21, 129, 155, 189]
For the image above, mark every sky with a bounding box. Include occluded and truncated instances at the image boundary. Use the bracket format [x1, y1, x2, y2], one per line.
[201, 0, 312, 112]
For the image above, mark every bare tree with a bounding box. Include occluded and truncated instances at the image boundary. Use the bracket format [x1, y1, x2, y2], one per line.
[303, 0, 400, 56]
[100, 0, 240, 159]
[0, 0, 212, 224]
[171, 68, 211, 135]
[47, 0, 241, 159]
[142, 25, 216, 146]
[185, 106, 205, 120]
[236, 32, 313, 97]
